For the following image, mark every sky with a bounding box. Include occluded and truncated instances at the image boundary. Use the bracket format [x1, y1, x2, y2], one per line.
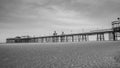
[0, 0, 120, 42]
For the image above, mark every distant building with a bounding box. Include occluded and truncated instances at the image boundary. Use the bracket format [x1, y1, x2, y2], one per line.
[53, 31, 57, 36]
[61, 32, 65, 35]
[112, 17, 120, 31]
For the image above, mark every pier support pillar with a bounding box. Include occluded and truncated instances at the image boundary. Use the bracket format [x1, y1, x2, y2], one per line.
[113, 32, 116, 41]
[97, 33, 105, 41]
[81, 35, 84, 41]
[84, 35, 87, 41]
[85, 35, 89, 41]
[72, 35, 74, 42]
[60, 36, 62, 42]
[60, 36, 65, 42]
[81, 35, 88, 41]
[109, 32, 117, 41]
[78, 35, 81, 42]
[66, 36, 68, 42]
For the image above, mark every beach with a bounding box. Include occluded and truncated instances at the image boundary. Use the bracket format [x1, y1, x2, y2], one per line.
[0, 41, 120, 68]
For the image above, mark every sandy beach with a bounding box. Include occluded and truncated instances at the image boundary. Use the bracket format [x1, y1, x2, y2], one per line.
[0, 41, 120, 68]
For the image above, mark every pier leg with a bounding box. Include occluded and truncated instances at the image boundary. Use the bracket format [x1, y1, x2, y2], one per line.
[97, 34, 101, 41]
[72, 35, 74, 42]
[112, 32, 116, 41]
[97, 34, 99, 41]
[66, 36, 68, 42]
[45, 38, 47, 43]
[58, 37, 59, 42]
[102, 34, 105, 41]
[78, 35, 81, 42]
[54, 37, 57, 42]
[60, 36, 62, 42]
[86, 35, 89, 41]
[53, 37, 55, 42]
[99, 34, 101, 41]
[56, 37, 58, 42]
[63, 36, 65, 42]
[82, 35, 84, 41]
[85, 35, 87, 41]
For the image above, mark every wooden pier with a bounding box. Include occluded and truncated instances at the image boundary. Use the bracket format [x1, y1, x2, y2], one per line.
[6, 18, 120, 43]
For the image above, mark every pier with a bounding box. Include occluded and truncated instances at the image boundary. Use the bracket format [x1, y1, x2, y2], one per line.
[6, 18, 120, 43]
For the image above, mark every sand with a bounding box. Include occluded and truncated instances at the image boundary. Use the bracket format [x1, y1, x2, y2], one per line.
[0, 41, 120, 68]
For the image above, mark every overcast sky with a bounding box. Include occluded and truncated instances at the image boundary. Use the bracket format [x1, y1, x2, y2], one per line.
[0, 0, 120, 42]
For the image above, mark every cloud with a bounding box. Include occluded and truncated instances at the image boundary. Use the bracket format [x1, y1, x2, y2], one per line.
[0, 0, 120, 42]
[26, 0, 120, 25]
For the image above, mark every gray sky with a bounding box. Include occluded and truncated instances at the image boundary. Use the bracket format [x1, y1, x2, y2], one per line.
[0, 0, 120, 42]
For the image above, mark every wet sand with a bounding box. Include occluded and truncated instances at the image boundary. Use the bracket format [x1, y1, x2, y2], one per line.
[0, 41, 120, 68]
